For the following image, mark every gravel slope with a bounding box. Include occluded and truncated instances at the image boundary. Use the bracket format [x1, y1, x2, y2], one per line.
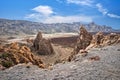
[0, 45, 120, 80]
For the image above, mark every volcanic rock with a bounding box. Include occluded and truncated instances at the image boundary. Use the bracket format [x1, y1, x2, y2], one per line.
[68, 25, 92, 61]
[88, 56, 100, 61]
[91, 32, 105, 47]
[91, 32, 120, 47]
[9, 42, 20, 50]
[0, 42, 44, 69]
[102, 33, 120, 45]
[33, 32, 55, 55]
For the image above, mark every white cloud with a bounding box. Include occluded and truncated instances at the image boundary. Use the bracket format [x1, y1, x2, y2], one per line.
[26, 13, 92, 23]
[96, 3, 120, 19]
[32, 5, 53, 16]
[96, 3, 108, 15]
[67, 0, 94, 6]
[25, 3, 120, 23]
[66, 0, 119, 20]
[107, 13, 120, 19]
[25, 13, 44, 21]
[43, 15, 92, 23]
[25, 5, 93, 23]
[67, 0, 120, 19]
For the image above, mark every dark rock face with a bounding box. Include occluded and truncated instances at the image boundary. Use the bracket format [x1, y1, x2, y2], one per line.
[68, 25, 92, 61]
[33, 32, 55, 55]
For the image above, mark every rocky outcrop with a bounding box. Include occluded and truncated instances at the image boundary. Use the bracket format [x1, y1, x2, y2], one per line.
[91, 32, 105, 47]
[0, 42, 44, 69]
[90, 32, 120, 47]
[68, 25, 92, 61]
[74, 25, 92, 52]
[102, 33, 120, 45]
[33, 32, 55, 55]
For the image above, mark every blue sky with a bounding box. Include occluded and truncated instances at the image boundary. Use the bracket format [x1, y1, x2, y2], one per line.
[0, 0, 120, 29]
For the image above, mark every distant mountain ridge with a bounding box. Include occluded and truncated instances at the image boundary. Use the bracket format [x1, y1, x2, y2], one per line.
[0, 18, 119, 36]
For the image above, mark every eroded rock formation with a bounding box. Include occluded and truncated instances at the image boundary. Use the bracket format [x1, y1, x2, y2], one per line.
[102, 33, 120, 45]
[33, 32, 55, 55]
[91, 32, 120, 47]
[91, 32, 105, 47]
[68, 25, 92, 61]
[0, 42, 44, 70]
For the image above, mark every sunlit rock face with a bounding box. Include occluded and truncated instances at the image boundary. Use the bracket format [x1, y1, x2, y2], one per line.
[91, 32, 105, 46]
[91, 32, 120, 47]
[73, 25, 92, 54]
[0, 42, 44, 70]
[33, 32, 55, 55]
[102, 33, 120, 45]
[68, 25, 92, 61]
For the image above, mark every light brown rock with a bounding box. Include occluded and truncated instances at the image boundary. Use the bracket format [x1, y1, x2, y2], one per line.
[91, 32, 120, 47]
[91, 32, 104, 46]
[0, 42, 44, 69]
[68, 25, 92, 61]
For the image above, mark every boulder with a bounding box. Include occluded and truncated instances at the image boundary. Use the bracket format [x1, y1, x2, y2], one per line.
[88, 56, 100, 61]
[33, 32, 55, 55]
[9, 42, 20, 50]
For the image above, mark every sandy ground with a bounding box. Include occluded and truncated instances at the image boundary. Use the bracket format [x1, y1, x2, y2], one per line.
[6, 33, 78, 43]
[0, 44, 120, 80]
[39, 44, 73, 66]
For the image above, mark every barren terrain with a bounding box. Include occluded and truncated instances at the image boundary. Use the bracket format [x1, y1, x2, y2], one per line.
[0, 44, 120, 80]
[0, 33, 78, 66]
[0, 32, 120, 80]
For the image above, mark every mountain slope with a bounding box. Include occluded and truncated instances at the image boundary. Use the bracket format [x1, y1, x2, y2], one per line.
[0, 19, 119, 36]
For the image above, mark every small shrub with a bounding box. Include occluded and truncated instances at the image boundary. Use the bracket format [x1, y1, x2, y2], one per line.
[0, 53, 10, 58]
[1, 61, 13, 68]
